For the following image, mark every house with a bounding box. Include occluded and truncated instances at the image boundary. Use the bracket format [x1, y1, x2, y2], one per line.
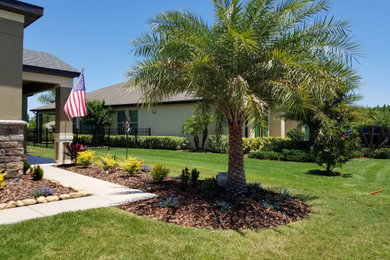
[0, 0, 80, 178]
[31, 82, 300, 139]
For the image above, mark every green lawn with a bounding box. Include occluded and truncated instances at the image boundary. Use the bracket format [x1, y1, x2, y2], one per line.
[2, 146, 388, 259]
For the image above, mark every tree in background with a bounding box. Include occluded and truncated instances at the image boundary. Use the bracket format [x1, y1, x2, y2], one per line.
[38, 89, 56, 104]
[182, 105, 215, 151]
[357, 105, 390, 150]
[81, 100, 112, 145]
[129, 0, 360, 195]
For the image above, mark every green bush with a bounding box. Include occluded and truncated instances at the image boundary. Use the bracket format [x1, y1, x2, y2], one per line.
[201, 178, 217, 199]
[287, 127, 305, 141]
[261, 137, 308, 152]
[313, 129, 360, 174]
[373, 149, 390, 159]
[151, 164, 170, 182]
[206, 135, 229, 153]
[242, 137, 263, 153]
[248, 151, 281, 160]
[74, 134, 188, 150]
[29, 165, 44, 181]
[281, 149, 314, 162]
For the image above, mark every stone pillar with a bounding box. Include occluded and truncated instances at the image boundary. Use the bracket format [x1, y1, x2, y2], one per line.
[54, 86, 73, 164]
[0, 120, 26, 184]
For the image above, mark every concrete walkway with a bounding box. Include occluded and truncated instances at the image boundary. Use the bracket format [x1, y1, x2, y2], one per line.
[0, 164, 156, 225]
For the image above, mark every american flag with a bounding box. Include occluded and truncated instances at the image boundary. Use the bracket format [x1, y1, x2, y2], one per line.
[63, 70, 87, 121]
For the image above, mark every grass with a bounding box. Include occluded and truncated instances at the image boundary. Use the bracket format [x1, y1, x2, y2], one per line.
[3, 146, 387, 259]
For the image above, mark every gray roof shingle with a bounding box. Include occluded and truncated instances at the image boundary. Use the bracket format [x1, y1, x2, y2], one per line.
[23, 49, 79, 73]
[31, 82, 198, 112]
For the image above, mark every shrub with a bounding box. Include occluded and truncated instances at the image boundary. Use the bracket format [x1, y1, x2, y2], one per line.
[179, 168, 191, 190]
[248, 151, 281, 160]
[373, 149, 390, 159]
[29, 187, 54, 197]
[213, 201, 230, 212]
[64, 142, 86, 163]
[206, 135, 229, 153]
[0, 169, 6, 189]
[151, 164, 170, 182]
[96, 155, 117, 172]
[76, 150, 95, 167]
[22, 157, 30, 174]
[191, 168, 200, 184]
[287, 127, 305, 141]
[281, 149, 314, 162]
[201, 178, 217, 199]
[247, 182, 264, 193]
[313, 129, 360, 174]
[262, 198, 281, 210]
[242, 137, 263, 153]
[280, 189, 293, 200]
[75, 134, 189, 150]
[119, 157, 143, 176]
[158, 195, 179, 208]
[261, 137, 308, 152]
[29, 165, 44, 181]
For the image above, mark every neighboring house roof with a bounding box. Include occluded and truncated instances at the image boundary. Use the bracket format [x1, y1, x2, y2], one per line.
[23, 49, 80, 78]
[0, 0, 43, 27]
[31, 82, 199, 112]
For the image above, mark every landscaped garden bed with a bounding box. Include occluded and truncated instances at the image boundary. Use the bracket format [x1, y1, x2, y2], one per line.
[60, 162, 310, 229]
[0, 163, 90, 210]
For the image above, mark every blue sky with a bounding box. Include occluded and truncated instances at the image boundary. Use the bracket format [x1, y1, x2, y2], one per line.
[25, 0, 390, 114]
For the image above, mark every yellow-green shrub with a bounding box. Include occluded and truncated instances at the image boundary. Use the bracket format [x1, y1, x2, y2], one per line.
[77, 150, 95, 167]
[0, 169, 6, 189]
[150, 164, 170, 182]
[119, 157, 143, 176]
[96, 155, 117, 172]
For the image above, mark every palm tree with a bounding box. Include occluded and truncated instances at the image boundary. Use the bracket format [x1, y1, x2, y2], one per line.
[129, 0, 360, 195]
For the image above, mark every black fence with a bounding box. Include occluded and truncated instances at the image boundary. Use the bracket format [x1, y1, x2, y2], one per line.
[73, 128, 151, 150]
[26, 128, 55, 149]
[26, 128, 152, 150]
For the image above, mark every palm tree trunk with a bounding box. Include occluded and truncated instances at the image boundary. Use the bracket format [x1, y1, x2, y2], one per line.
[226, 122, 247, 195]
[201, 126, 208, 150]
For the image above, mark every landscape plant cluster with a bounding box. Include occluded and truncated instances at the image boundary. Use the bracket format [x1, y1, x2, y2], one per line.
[29, 165, 44, 181]
[29, 187, 54, 198]
[0, 169, 6, 189]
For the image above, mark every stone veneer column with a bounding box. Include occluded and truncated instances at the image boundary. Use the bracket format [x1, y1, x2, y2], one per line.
[0, 120, 26, 184]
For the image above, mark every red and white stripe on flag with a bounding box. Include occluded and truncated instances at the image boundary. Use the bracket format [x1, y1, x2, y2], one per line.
[63, 70, 87, 121]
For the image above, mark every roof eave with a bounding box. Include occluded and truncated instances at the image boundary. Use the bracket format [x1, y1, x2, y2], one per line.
[23, 65, 80, 78]
[0, 0, 44, 27]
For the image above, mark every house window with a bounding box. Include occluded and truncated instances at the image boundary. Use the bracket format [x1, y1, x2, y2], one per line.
[117, 110, 138, 134]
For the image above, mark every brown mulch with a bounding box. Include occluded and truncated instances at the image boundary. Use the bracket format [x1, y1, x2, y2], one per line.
[59, 164, 310, 230]
[0, 175, 76, 204]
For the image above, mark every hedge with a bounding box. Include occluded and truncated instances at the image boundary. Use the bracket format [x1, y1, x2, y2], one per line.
[74, 134, 189, 150]
[248, 149, 314, 162]
[206, 135, 309, 154]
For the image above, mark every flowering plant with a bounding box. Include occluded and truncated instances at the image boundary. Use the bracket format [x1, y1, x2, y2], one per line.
[213, 201, 231, 212]
[22, 157, 31, 174]
[29, 165, 44, 181]
[158, 195, 179, 208]
[0, 169, 6, 189]
[29, 187, 54, 197]
[262, 198, 281, 210]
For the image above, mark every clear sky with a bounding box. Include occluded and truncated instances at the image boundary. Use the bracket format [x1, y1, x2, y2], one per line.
[24, 0, 390, 115]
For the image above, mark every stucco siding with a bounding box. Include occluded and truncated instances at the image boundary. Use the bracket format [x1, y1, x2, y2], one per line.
[0, 17, 24, 120]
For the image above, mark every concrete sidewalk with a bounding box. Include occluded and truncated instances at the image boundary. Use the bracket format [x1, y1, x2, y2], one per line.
[0, 164, 156, 225]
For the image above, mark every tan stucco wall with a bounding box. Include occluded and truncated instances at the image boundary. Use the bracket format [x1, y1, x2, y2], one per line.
[111, 103, 196, 136]
[0, 16, 24, 120]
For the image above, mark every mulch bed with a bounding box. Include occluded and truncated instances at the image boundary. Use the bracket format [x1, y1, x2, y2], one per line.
[0, 175, 75, 204]
[60, 164, 310, 230]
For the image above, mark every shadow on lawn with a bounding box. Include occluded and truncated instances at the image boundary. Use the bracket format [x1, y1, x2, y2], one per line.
[306, 169, 352, 178]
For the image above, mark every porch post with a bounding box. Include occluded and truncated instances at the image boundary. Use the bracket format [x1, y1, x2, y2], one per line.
[54, 86, 73, 164]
